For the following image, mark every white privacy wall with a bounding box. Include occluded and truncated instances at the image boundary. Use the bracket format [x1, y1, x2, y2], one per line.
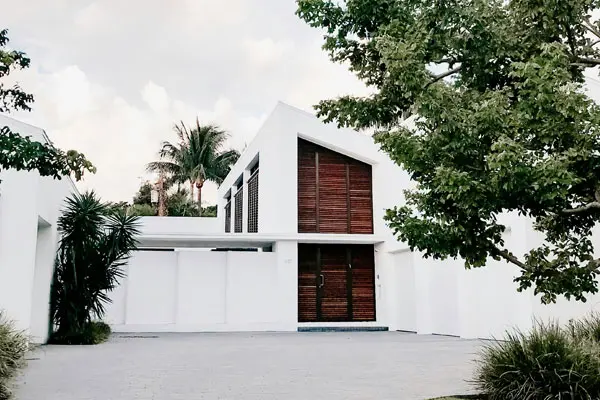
[106, 246, 298, 332]
[390, 214, 600, 339]
[0, 115, 75, 343]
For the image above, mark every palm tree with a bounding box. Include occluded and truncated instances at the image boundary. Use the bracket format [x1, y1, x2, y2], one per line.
[147, 120, 240, 215]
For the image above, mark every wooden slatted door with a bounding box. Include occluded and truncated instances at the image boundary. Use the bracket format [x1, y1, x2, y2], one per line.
[319, 245, 349, 321]
[298, 244, 376, 322]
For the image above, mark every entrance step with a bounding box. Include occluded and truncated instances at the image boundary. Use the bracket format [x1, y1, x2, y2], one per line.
[298, 326, 389, 332]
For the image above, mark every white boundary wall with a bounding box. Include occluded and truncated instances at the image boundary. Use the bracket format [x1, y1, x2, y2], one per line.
[390, 215, 600, 339]
[106, 245, 298, 332]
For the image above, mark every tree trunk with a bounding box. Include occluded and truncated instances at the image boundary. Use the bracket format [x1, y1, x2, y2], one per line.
[189, 181, 194, 201]
[196, 180, 204, 216]
[157, 174, 166, 216]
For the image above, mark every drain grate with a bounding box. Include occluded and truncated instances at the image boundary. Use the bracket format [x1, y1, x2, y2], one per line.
[118, 335, 160, 339]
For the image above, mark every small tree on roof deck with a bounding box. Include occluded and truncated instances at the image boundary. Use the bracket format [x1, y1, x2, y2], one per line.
[297, 0, 600, 303]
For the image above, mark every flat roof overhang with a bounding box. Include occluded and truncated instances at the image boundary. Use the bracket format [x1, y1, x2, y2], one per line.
[138, 233, 386, 249]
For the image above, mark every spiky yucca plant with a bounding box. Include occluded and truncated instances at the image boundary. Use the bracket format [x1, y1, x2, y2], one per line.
[50, 191, 140, 344]
[474, 321, 600, 400]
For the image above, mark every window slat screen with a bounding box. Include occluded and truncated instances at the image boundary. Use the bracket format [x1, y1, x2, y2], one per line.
[297, 138, 373, 234]
[224, 200, 231, 233]
[247, 170, 259, 233]
[234, 188, 243, 233]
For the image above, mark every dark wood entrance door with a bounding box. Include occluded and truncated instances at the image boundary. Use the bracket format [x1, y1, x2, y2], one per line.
[298, 244, 375, 322]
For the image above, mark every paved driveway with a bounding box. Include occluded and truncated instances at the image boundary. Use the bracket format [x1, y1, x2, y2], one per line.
[17, 332, 481, 400]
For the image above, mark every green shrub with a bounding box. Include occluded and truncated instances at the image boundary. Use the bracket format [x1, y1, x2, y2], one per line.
[49, 321, 111, 345]
[567, 312, 600, 343]
[474, 321, 600, 400]
[0, 312, 29, 400]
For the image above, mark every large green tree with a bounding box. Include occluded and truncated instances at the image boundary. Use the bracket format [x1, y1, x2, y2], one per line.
[0, 29, 94, 181]
[147, 120, 240, 215]
[298, 0, 600, 303]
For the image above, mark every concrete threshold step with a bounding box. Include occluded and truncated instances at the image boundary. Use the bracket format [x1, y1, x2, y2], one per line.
[297, 326, 389, 332]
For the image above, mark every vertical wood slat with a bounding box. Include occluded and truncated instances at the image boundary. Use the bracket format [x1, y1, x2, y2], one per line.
[298, 244, 318, 322]
[349, 162, 374, 234]
[298, 140, 318, 233]
[316, 151, 320, 231]
[247, 171, 259, 233]
[297, 138, 373, 234]
[318, 151, 349, 233]
[224, 200, 231, 233]
[234, 188, 243, 233]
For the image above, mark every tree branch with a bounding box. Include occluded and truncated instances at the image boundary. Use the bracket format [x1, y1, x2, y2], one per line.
[583, 17, 600, 40]
[574, 57, 600, 65]
[425, 66, 462, 88]
[561, 202, 600, 214]
[492, 245, 529, 271]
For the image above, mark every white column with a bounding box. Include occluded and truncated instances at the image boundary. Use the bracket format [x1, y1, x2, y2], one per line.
[242, 170, 250, 233]
[274, 240, 298, 330]
[414, 252, 434, 335]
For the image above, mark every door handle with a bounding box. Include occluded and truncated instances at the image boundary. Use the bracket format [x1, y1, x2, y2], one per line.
[318, 274, 325, 288]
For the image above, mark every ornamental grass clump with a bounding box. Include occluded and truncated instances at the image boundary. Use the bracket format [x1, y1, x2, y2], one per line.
[0, 312, 28, 400]
[474, 321, 600, 400]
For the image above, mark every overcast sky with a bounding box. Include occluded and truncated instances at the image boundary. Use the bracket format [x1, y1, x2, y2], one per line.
[1, 0, 368, 204]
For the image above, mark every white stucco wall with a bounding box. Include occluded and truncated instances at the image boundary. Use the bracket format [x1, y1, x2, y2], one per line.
[0, 115, 76, 343]
[106, 244, 299, 332]
[389, 213, 600, 339]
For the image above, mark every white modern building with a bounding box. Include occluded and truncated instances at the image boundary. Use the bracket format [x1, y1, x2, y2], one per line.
[104, 102, 600, 339]
[3, 103, 600, 344]
[0, 115, 77, 343]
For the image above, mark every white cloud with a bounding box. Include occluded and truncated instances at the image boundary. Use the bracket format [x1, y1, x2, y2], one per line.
[141, 81, 171, 113]
[2, 0, 370, 205]
[243, 38, 294, 69]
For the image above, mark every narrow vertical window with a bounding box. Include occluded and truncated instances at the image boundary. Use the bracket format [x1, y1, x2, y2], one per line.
[234, 186, 243, 233]
[247, 163, 259, 233]
[224, 194, 231, 233]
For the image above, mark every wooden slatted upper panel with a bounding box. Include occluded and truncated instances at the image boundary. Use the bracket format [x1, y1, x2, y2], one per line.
[297, 138, 373, 234]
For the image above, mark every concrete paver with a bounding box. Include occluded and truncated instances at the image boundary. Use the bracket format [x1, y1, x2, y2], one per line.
[16, 332, 482, 400]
